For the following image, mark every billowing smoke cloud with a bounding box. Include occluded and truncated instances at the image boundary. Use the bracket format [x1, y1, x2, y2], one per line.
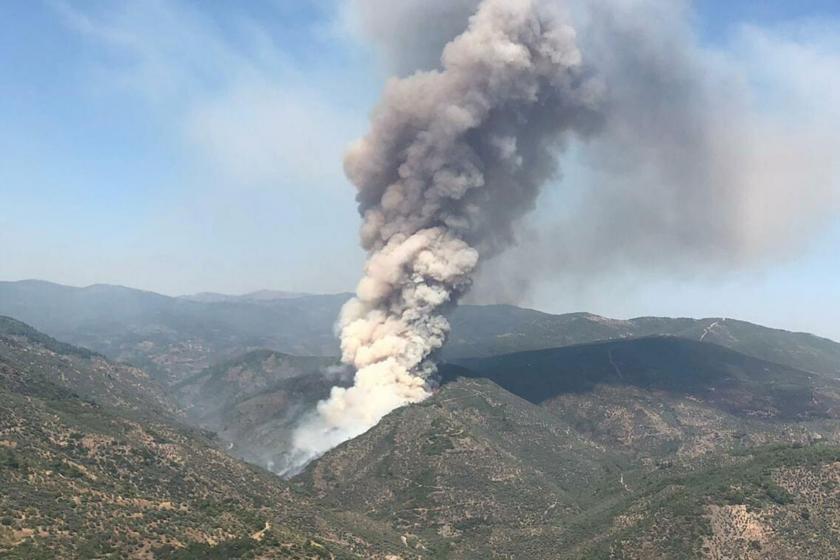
[283, 0, 601, 472]
[347, 0, 839, 304]
[282, 0, 840, 471]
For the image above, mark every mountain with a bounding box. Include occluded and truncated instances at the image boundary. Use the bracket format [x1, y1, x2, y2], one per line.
[0, 315, 176, 416]
[299, 376, 840, 559]
[179, 290, 310, 303]
[292, 337, 840, 557]
[298, 377, 630, 558]
[450, 337, 840, 462]
[0, 280, 349, 385]
[172, 333, 840, 478]
[165, 334, 840, 557]
[173, 350, 345, 470]
[2, 281, 838, 389]
[0, 319, 403, 559]
[2, 314, 839, 558]
[444, 307, 840, 379]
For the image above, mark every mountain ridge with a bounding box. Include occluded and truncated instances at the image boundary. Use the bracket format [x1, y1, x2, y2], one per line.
[2, 280, 839, 388]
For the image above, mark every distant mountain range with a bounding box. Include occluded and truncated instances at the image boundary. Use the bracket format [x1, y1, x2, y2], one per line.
[2, 280, 839, 388]
[0, 280, 349, 384]
[179, 289, 312, 303]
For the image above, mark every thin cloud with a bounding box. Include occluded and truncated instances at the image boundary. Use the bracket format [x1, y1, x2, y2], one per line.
[53, 0, 365, 190]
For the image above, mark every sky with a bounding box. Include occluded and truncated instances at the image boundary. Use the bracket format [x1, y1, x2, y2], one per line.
[1, 0, 839, 340]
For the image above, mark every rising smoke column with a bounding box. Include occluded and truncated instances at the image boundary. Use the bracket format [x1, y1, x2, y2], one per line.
[285, 0, 602, 469]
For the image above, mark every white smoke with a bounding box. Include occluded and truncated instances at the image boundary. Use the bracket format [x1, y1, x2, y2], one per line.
[283, 0, 601, 472]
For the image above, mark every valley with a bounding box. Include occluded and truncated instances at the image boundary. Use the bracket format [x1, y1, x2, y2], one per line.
[1, 281, 839, 558]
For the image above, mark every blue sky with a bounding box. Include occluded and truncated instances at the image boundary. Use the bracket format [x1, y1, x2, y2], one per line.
[1, 1, 839, 339]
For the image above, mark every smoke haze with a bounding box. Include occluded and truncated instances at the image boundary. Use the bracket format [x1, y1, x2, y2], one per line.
[282, 0, 839, 471]
[284, 0, 601, 471]
[472, 0, 840, 302]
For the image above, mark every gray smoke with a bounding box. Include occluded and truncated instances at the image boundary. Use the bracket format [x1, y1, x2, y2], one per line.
[284, 0, 839, 470]
[349, 0, 840, 303]
[345, 0, 481, 75]
[286, 0, 602, 469]
[472, 0, 839, 302]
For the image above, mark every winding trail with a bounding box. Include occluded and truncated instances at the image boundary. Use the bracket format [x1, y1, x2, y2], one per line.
[700, 320, 721, 342]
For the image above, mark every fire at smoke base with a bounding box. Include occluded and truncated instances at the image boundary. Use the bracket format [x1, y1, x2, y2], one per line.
[281, 0, 602, 475]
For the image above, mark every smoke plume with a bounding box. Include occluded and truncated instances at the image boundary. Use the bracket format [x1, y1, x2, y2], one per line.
[284, 0, 601, 471]
[348, 0, 839, 304]
[283, 0, 839, 471]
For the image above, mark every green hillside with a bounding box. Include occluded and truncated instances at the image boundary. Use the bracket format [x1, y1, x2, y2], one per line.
[298, 377, 840, 559]
[0, 320, 394, 559]
[0, 315, 176, 416]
